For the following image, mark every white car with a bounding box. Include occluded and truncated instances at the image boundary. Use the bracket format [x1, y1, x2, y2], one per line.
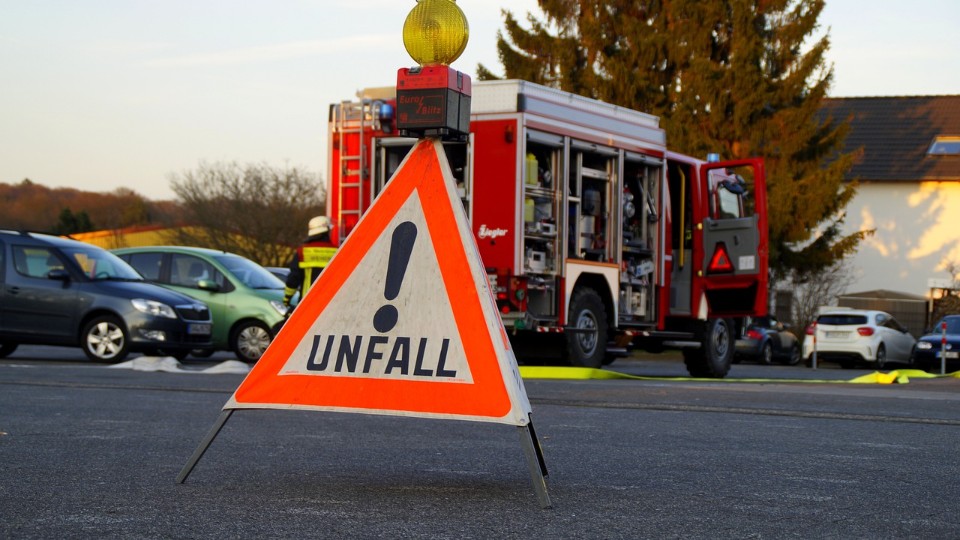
[802, 309, 916, 369]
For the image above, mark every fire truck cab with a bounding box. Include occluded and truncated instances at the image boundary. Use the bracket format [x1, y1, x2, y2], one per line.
[328, 80, 767, 378]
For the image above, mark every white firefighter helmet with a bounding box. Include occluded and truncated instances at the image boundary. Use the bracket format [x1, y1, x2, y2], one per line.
[308, 216, 331, 236]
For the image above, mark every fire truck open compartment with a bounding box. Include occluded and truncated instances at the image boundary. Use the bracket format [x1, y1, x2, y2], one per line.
[327, 80, 767, 378]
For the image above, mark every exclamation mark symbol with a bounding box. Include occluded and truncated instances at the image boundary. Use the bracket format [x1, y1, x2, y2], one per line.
[373, 221, 417, 333]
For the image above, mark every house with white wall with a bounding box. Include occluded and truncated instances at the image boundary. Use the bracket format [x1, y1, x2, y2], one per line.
[818, 95, 960, 299]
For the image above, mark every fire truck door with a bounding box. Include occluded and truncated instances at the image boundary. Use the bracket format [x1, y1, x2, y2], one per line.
[700, 162, 763, 279]
[667, 161, 694, 315]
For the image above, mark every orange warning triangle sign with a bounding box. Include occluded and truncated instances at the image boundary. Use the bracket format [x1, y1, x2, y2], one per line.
[709, 243, 734, 273]
[225, 140, 532, 425]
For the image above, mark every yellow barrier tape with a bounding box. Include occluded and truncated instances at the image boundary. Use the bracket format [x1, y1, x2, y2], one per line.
[518, 366, 637, 380]
[518, 366, 960, 384]
[848, 371, 906, 384]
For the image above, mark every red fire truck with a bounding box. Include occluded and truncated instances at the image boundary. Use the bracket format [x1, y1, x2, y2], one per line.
[327, 80, 768, 378]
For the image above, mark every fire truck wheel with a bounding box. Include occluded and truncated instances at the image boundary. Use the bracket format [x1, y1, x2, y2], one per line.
[564, 287, 608, 369]
[683, 318, 733, 378]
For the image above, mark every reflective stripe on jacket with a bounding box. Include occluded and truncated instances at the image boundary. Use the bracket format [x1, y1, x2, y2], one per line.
[297, 242, 337, 295]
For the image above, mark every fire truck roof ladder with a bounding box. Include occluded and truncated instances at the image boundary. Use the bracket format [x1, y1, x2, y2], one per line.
[334, 99, 378, 244]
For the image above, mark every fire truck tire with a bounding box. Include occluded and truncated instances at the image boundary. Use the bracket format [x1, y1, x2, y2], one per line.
[564, 287, 608, 369]
[683, 318, 733, 378]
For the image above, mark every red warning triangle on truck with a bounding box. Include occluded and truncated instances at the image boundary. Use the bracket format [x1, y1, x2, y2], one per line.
[225, 139, 532, 425]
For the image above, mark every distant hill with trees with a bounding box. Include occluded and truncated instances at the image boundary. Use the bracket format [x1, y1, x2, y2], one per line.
[1, 161, 326, 268]
[0, 179, 183, 234]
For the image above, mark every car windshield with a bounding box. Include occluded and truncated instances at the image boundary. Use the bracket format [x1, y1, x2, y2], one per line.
[817, 314, 868, 326]
[934, 317, 960, 334]
[60, 246, 144, 281]
[214, 254, 284, 290]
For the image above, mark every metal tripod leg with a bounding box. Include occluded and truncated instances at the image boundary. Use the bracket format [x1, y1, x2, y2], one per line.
[518, 419, 551, 509]
[177, 409, 234, 484]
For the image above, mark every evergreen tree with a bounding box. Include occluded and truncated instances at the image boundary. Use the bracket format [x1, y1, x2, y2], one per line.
[75, 210, 94, 232]
[53, 208, 95, 235]
[479, 1, 868, 282]
[53, 208, 78, 235]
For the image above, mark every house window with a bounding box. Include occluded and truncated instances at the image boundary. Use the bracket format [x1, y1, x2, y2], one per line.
[927, 136, 960, 156]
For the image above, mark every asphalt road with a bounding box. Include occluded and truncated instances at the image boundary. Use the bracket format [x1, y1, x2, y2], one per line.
[2, 346, 959, 539]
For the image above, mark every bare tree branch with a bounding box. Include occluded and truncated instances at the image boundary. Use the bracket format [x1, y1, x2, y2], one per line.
[165, 162, 326, 267]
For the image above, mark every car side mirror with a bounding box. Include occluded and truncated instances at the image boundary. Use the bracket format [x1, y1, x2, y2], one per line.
[196, 279, 221, 292]
[47, 269, 70, 281]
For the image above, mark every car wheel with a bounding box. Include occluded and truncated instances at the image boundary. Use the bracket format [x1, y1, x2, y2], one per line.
[875, 344, 886, 370]
[81, 315, 130, 363]
[785, 344, 801, 366]
[761, 342, 773, 365]
[232, 321, 272, 363]
[0, 343, 18, 358]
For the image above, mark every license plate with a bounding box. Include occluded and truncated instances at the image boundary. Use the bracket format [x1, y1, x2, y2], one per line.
[944, 351, 959, 359]
[188, 323, 212, 335]
[825, 331, 847, 339]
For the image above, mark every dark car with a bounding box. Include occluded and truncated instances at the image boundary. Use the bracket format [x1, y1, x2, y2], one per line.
[735, 315, 801, 365]
[911, 315, 960, 371]
[0, 231, 213, 362]
[113, 246, 287, 362]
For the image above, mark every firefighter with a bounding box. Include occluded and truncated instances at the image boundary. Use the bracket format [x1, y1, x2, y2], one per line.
[282, 216, 338, 309]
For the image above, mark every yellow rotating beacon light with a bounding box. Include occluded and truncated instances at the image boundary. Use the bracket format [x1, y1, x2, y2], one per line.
[402, 0, 469, 66]
[397, 0, 472, 140]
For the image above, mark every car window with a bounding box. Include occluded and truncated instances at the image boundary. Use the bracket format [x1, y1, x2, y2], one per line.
[169, 254, 225, 289]
[884, 317, 906, 332]
[126, 252, 164, 280]
[214, 253, 284, 290]
[817, 314, 868, 326]
[59, 246, 143, 280]
[12, 246, 63, 278]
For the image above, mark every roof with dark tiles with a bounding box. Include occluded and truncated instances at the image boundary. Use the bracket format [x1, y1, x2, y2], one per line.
[819, 95, 960, 182]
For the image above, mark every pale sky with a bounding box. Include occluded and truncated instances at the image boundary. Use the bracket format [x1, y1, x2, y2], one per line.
[1, 1, 958, 201]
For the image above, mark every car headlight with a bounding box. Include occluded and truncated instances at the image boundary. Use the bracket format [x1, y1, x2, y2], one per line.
[131, 298, 177, 319]
[916, 342, 933, 350]
[270, 299, 288, 316]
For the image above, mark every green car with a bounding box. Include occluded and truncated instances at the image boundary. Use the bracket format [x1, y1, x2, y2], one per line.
[112, 246, 287, 362]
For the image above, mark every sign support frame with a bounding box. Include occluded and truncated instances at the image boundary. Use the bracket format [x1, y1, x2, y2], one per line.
[177, 410, 233, 484]
[177, 410, 552, 508]
[518, 417, 551, 508]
